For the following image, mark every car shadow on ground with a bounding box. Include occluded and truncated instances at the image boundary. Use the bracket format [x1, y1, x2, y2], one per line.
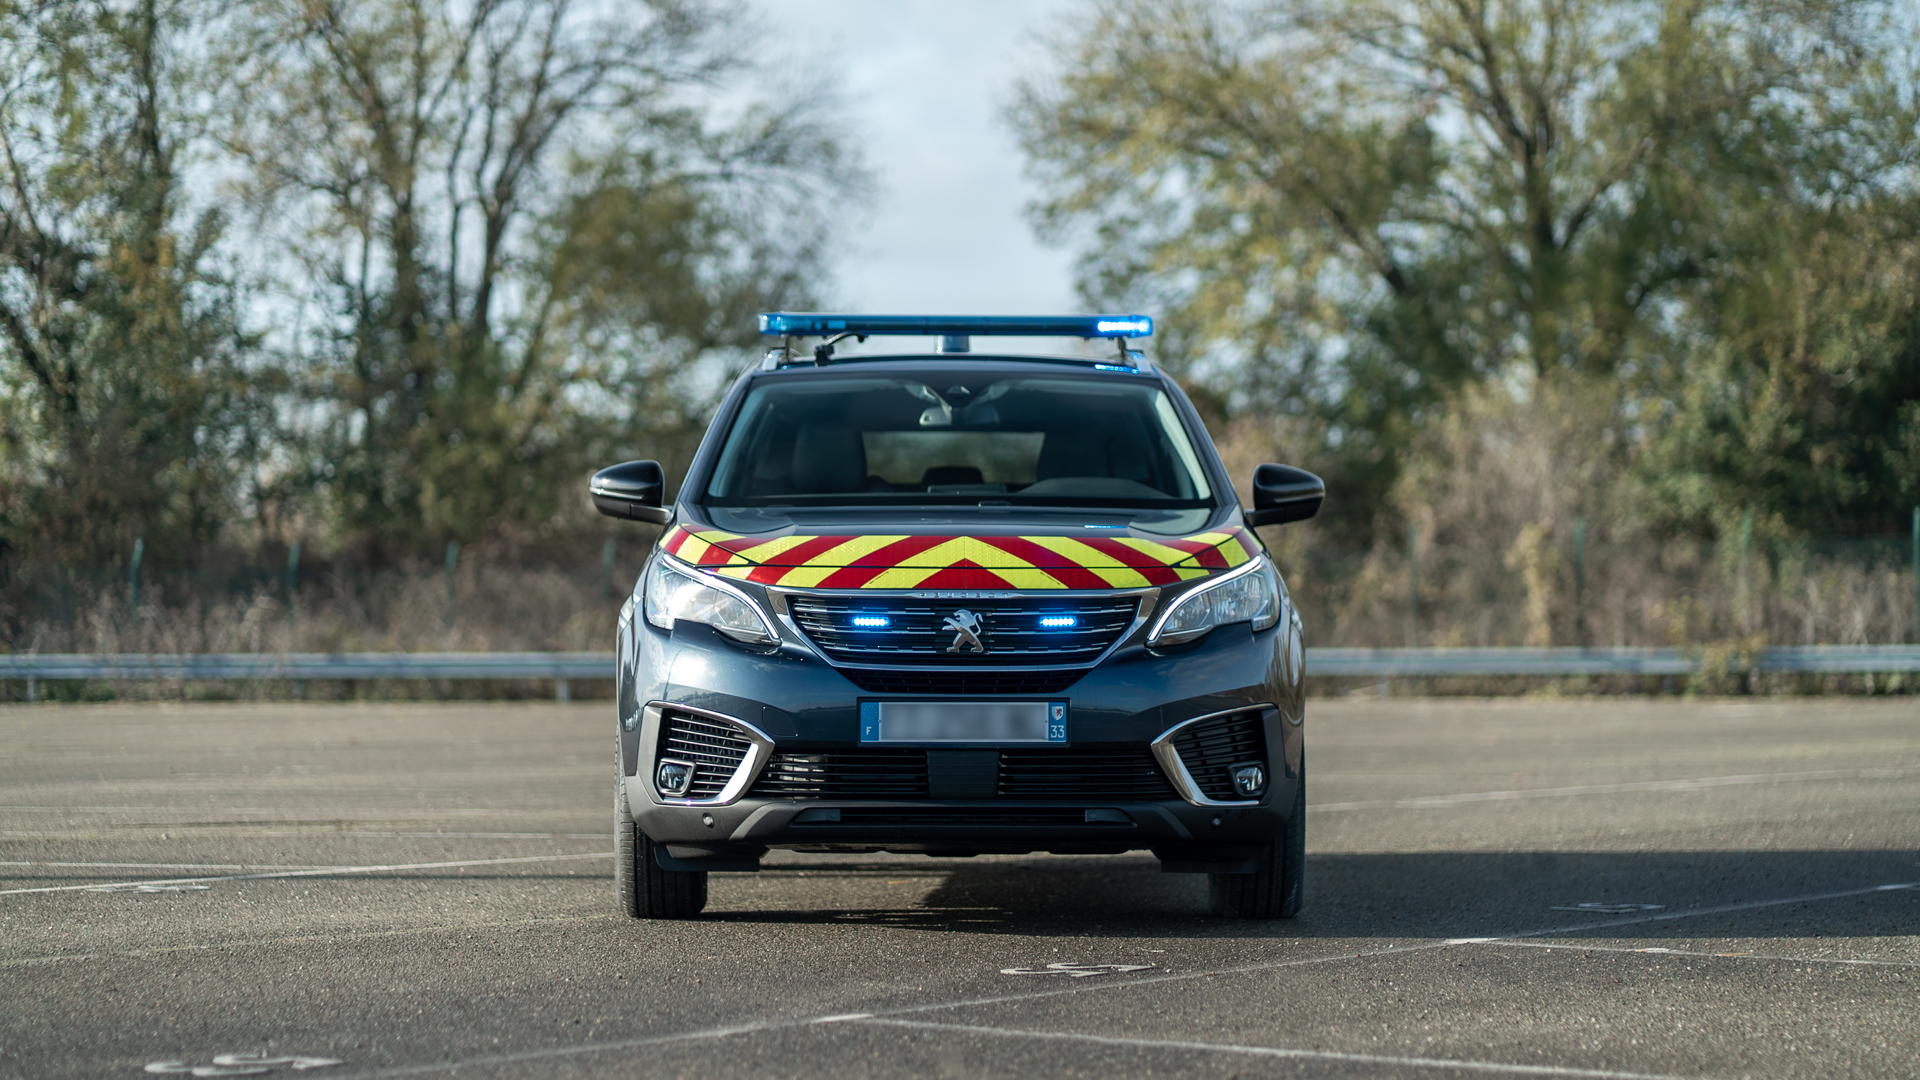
[702, 849, 1919, 940]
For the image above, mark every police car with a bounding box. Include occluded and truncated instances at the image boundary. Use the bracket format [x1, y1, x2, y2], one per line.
[590, 314, 1323, 919]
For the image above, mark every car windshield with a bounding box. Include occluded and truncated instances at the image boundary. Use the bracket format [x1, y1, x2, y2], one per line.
[703, 372, 1215, 508]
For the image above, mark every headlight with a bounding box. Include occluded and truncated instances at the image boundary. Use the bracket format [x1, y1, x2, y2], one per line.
[643, 556, 778, 645]
[1148, 557, 1282, 646]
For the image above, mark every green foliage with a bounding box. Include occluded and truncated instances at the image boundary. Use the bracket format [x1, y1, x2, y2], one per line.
[0, 0, 262, 567]
[1011, 0, 1920, 540]
[1645, 207, 1920, 536]
[1, 0, 867, 573]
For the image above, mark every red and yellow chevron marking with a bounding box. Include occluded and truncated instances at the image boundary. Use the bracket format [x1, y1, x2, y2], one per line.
[658, 525, 1257, 590]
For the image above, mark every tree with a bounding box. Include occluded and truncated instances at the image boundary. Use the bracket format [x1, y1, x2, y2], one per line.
[219, 0, 865, 558]
[1644, 202, 1920, 537]
[0, 0, 259, 568]
[1010, 0, 1917, 536]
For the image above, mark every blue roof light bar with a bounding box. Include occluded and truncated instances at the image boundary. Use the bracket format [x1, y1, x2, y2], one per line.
[758, 313, 1154, 339]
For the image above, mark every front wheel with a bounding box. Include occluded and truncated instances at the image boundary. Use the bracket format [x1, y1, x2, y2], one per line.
[615, 788, 708, 919]
[1208, 765, 1305, 919]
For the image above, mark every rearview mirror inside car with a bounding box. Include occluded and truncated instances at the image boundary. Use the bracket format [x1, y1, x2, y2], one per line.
[1247, 463, 1324, 527]
[590, 460, 671, 525]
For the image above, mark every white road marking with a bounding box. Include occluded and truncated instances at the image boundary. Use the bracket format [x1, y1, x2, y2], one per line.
[0, 852, 610, 897]
[852, 1017, 1708, 1080]
[1549, 903, 1665, 913]
[1477, 940, 1920, 970]
[999, 962, 1156, 977]
[310, 871, 1920, 1080]
[340, 1021, 795, 1079]
[0, 806, 508, 815]
[147, 1054, 342, 1075]
[0, 862, 351, 870]
[1497, 881, 1918, 940]
[353, 832, 605, 840]
[326, 944, 1448, 1079]
[215, 1054, 341, 1070]
[1310, 767, 1912, 812]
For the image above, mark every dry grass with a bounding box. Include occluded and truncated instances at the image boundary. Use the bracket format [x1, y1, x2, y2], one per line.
[2, 563, 630, 701]
[1215, 373, 1918, 661]
[5, 381, 1914, 701]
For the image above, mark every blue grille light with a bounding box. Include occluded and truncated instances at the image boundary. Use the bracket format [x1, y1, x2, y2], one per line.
[1038, 615, 1078, 629]
[758, 313, 1153, 339]
[850, 615, 891, 629]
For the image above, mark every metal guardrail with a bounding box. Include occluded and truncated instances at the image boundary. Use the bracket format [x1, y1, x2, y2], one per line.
[1309, 645, 1920, 677]
[0, 652, 609, 680]
[3, 645, 1917, 701]
[0, 652, 608, 702]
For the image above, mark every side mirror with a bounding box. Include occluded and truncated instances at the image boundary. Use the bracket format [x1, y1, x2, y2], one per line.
[590, 460, 672, 525]
[1247, 463, 1324, 527]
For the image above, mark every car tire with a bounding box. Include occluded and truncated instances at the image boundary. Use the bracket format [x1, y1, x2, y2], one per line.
[1208, 764, 1305, 919]
[615, 777, 708, 919]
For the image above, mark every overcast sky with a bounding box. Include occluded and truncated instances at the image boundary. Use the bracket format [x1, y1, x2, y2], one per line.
[746, 0, 1083, 315]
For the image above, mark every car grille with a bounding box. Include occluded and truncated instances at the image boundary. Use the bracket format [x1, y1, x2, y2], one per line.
[748, 747, 1175, 801]
[997, 748, 1177, 800]
[838, 669, 1085, 695]
[750, 749, 929, 798]
[790, 595, 1138, 666]
[1170, 709, 1269, 801]
[657, 710, 754, 800]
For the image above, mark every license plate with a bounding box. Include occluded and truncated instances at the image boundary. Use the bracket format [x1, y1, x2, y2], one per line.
[859, 701, 1067, 744]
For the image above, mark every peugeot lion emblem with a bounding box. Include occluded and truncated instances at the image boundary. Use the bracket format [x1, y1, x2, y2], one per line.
[942, 609, 986, 654]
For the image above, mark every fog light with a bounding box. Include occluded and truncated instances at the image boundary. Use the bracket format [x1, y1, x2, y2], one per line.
[656, 759, 696, 797]
[1230, 762, 1267, 797]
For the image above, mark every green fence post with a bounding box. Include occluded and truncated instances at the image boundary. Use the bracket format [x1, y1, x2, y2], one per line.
[1407, 522, 1420, 647]
[443, 541, 460, 630]
[602, 538, 617, 599]
[1911, 505, 1918, 643]
[129, 537, 144, 613]
[285, 541, 302, 613]
[1573, 517, 1587, 647]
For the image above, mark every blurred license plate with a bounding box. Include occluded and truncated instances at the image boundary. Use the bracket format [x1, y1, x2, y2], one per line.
[860, 701, 1067, 744]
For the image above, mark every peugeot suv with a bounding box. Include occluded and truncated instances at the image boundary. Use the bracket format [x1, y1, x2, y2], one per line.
[590, 314, 1323, 919]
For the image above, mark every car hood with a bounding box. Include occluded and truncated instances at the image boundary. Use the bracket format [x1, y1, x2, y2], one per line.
[659, 522, 1258, 591]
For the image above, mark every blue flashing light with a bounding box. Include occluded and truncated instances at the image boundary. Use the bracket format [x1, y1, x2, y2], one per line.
[850, 615, 891, 629]
[1038, 615, 1078, 629]
[758, 313, 1153, 339]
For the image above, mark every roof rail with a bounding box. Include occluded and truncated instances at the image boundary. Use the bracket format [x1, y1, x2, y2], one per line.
[756, 312, 1155, 370]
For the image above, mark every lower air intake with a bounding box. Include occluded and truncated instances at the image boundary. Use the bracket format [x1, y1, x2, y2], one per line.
[748, 747, 1176, 801]
[658, 710, 754, 800]
[799, 807, 1098, 828]
[751, 750, 930, 799]
[1168, 709, 1269, 802]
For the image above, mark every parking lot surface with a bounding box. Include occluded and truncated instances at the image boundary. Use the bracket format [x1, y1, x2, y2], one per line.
[2, 696, 1915, 1079]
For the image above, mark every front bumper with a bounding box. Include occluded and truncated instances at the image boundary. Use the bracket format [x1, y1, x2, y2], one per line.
[616, 610, 1304, 864]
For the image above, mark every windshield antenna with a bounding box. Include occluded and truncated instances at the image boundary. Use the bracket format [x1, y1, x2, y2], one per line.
[813, 331, 867, 367]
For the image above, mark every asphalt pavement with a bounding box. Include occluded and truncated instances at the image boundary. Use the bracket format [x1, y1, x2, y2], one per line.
[1, 696, 1915, 1079]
